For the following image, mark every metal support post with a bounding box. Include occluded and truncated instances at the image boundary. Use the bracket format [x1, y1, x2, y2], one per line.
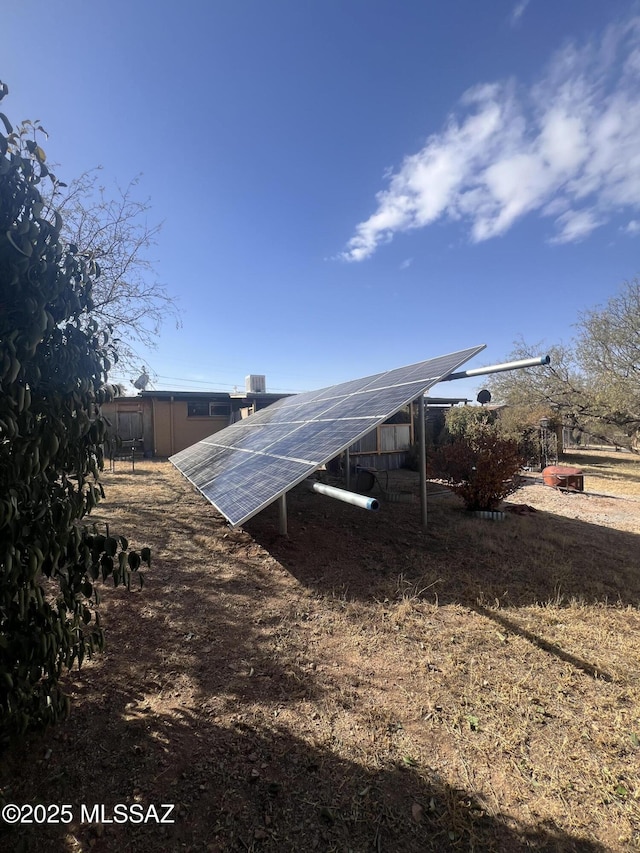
[278, 493, 288, 536]
[418, 394, 428, 529]
[344, 446, 351, 490]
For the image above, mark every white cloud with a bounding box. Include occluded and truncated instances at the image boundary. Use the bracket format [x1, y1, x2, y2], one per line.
[399, 257, 413, 270]
[550, 209, 602, 244]
[624, 219, 640, 234]
[509, 0, 531, 27]
[341, 15, 640, 261]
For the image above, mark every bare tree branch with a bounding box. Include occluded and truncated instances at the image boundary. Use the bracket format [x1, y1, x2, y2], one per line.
[43, 168, 180, 372]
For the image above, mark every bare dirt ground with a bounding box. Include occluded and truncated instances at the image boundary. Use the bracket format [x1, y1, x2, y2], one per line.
[1, 450, 639, 852]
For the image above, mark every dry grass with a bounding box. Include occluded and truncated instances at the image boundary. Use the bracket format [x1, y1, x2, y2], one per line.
[1, 452, 639, 852]
[561, 448, 640, 497]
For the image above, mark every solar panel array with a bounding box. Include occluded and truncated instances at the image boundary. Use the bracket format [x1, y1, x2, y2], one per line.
[170, 345, 485, 527]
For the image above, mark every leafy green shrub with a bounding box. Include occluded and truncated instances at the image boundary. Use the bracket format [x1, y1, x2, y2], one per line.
[428, 434, 524, 511]
[0, 84, 149, 746]
[442, 406, 498, 444]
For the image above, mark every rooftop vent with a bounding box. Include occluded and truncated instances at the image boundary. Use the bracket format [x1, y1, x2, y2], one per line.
[245, 374, 266, 393]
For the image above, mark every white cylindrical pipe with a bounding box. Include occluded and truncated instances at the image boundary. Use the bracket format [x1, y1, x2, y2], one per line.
[307, 481, 380, 512]
[444, 355, 550, 381]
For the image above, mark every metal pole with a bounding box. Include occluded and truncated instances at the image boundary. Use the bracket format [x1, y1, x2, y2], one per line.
[443, 354, 550, 382]
[307, 480, 380, 511]
[169, 396, 175, 456]
[278, 493, 288, 536]
[344, 446, 351, 490]
[418, 395, 427, 529]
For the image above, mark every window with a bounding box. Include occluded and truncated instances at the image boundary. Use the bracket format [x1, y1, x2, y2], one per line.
[209, 403, 230, 418]
[187, 401, 231, 418]
[187, 401, 209, 417]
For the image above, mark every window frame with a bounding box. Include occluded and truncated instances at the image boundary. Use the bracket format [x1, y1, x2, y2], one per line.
[186, 400, 231, 418]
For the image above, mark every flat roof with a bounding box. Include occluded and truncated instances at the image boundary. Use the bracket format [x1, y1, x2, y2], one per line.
[137, 390, 289, 400]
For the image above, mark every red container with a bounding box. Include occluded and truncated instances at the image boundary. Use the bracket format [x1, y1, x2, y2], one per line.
[542, 465, 584, 491]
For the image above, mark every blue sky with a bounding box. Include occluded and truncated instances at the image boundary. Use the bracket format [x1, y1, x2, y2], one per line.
[2, 1, 639, 400]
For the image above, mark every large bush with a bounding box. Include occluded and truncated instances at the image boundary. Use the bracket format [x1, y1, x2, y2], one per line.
[428, 434, 524, 511]
[442, 404, 559, 469]
[0, 85, 148, 745]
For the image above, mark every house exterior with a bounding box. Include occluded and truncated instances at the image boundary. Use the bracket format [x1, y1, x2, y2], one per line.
[101, 390, 287, 457]
[102, 391, 461, 470]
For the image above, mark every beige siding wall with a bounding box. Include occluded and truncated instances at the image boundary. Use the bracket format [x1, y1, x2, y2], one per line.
[173, 410, 228, 455]
[152, 399, 228, 456]
[101, 397, 231, 457]
[151, 399, 172, 456]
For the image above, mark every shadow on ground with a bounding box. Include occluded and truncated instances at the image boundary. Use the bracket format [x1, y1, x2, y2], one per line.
[0, 463, 634, 852]
[2, 710, 605, 853]
[246, 480, 640, 610]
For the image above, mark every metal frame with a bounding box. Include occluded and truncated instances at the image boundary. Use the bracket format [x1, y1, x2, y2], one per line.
[171, 349, 551, 534]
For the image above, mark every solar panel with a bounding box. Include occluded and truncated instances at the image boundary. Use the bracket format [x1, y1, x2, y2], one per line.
[170, 345, 485, 526]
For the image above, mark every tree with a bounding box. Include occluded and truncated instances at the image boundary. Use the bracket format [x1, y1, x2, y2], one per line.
[442, 405, 498, 443]
[488, 280, 640, 451]
[0, 84, 148, 745]
[44, 168, 179, 373]
[576, 280, 640, 435]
